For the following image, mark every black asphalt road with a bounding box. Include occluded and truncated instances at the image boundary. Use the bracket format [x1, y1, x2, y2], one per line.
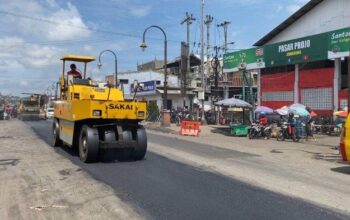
[27, 120, 348, 220]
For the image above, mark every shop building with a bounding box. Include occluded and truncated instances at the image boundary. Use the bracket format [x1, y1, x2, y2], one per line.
[224, 0, 350, 115]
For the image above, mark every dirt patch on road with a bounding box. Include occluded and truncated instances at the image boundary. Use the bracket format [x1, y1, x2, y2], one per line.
[0, 120, 142, 220]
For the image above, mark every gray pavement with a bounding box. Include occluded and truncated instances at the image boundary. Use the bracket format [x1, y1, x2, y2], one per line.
[25, 120, 349, 220]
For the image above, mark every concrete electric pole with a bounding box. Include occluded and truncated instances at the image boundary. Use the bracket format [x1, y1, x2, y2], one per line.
[200, 0, 206, 123]
[217, 21, 231, 53]
[217, 21, 231, 99]
[181, 12, 196, 109]
[204, 15, 213, 77]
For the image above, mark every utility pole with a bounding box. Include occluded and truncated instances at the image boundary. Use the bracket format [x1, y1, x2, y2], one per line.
[200, 0, 206, 123]
[204, 15, 213, 78]
[217, 21, 231, 99]
[211, 46, 220, 124]
[217, 21, 231, 53]
[181, 12, 196, 109]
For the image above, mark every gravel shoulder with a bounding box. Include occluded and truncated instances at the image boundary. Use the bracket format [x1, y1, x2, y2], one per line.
[0, 120, 141, 220]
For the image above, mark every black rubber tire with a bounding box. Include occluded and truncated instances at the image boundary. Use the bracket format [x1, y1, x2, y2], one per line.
[79, 125, 99, 163]
[265, 130, 271, 139]
[132, 126, 147, 160]
[277, 131, 284, 141]
[248, 129, 253, 139]
[99, 131, 116, 162]
[52, 119, 62, 147]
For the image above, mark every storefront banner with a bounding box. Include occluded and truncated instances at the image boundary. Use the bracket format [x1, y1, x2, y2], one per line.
[223, 27, 350, 71]
[130, 80, 156, 95]
[264, 33, 328, 67]
[328, 27, 350, 59]
[223, 47, 265, 72]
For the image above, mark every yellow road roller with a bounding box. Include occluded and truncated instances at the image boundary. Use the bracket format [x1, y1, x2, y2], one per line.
[52, 55, 147, 162]
[18, 93, 42, 121]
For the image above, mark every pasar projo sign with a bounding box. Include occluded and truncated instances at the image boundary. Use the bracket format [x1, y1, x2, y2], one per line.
[264, 33, 328, 67]
[223, 27, 350, 70]
[278, 39, 311, 53]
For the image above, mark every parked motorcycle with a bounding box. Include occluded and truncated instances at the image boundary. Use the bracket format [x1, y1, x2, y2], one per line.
[249, 122, 271, 139]
[3, 112, 10, 120]
[276, 122, 299, 142]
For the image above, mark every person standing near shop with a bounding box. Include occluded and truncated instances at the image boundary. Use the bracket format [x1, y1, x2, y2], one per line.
[305, 107, 316, 141]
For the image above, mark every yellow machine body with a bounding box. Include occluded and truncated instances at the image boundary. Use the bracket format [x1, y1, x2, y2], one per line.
[55, 85, 146, 121]
[52, 55, 148, 162]
[18, 94, 42, 121]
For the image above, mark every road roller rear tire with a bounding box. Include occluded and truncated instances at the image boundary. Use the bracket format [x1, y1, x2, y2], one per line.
[79, 125, 99, 163]
[99, 131, 115, 162]
[132, 126, 147, 160]
[52, 119, 62, 147]
[115, 130, 133, 161]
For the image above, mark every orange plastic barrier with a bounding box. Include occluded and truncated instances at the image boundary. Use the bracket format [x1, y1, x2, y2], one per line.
[179, 121, 201, 136]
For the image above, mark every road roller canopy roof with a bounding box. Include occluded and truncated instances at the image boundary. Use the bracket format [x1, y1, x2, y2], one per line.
[61, 55, 96, 63]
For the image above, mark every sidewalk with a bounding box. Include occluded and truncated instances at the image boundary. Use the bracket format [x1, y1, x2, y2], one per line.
[0, 120, 141, 220]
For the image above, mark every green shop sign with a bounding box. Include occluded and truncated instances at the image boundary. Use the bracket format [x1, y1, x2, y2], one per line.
[264, 33, 328, 67]
[328, 27, 350, 59]
[223, 47, 265, 72]
[223, 27, 350, 70]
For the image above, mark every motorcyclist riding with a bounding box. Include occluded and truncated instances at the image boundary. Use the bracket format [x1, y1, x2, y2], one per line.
[259, 112, 268, 127]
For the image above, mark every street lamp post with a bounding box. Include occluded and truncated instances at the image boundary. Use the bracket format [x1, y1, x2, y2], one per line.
[97, 50, 118, 87]
[140, 25, 170, 126]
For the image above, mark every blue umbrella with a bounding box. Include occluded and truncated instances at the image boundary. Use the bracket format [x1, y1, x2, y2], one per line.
[288, 104, 310, 116]
[255, 106, 274, 114]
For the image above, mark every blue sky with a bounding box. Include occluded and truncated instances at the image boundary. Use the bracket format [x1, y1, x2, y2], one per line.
[0, 0, 309, 95]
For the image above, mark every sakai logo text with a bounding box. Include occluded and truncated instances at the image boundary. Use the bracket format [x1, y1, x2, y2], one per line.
[108, 104, 133, 110]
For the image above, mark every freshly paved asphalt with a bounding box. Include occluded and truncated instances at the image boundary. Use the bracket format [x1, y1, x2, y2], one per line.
[27, 120, 348, 220]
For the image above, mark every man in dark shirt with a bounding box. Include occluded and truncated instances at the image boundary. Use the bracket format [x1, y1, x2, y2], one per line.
[67, 63, 82, 79]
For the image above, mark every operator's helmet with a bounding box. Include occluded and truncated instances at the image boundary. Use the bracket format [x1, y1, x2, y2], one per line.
[288, 112, 294, 118]
[260, 112, 266, 116]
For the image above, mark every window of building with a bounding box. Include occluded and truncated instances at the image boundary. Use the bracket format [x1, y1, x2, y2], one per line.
[262, 91, 293, 101]
[301, 87, 332, 110]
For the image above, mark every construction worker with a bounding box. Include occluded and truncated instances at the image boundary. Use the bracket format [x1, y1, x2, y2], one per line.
[67, 64, 82, 79]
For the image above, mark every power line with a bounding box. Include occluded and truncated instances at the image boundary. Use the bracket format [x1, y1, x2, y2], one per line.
[0, 36, 120, 48]
[0, 10, 181, 43]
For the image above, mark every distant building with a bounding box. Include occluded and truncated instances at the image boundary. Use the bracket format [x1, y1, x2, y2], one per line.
[106, 71, 192, 110]
[224, 0, 350, 115]
[137, 59, 164, 72]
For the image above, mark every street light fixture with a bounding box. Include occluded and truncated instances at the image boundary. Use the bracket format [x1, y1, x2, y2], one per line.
[97, 50, 118, 87]
[139, 42, 147, 51]
[140, 25, 170, 126]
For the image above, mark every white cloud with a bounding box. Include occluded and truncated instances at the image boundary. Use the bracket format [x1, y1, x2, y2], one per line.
[276, 4, 284, 13]
[20, 44, 62, 68]
[0, 0, 95, 94]
[286, 0, 310, 14]
[0, 36, 62, 69]
[83, 45, 93, 52]
[218, 0, 264, 6]
[231, 31, 240, 39]
[44, 0, 59, 8]
[295, 0, 310, 4]
[20, 80, 29, 86]
[46, 3, 91, 41]
[286, 4, 301, 14]
[129, 5, 152, 17]
[0, 0, 91, 41]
